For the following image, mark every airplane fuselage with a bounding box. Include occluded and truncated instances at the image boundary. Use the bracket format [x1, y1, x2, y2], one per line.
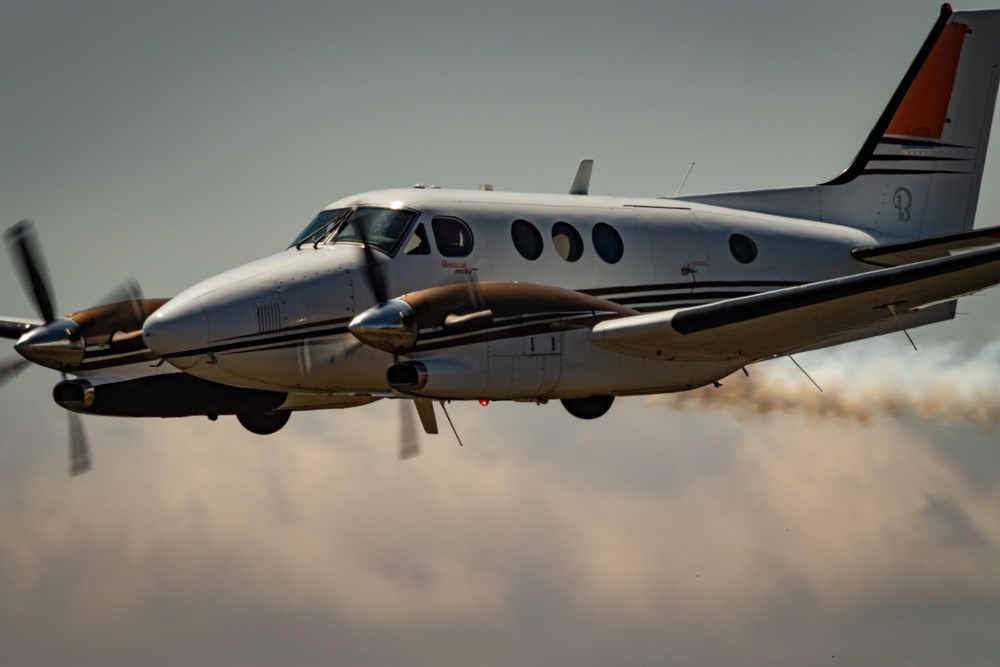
[142, 188, 889, 405]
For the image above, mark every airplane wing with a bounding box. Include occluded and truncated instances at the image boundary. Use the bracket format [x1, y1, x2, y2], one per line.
[852, 224, 1000, 266]
[590, 245, 1000, 362]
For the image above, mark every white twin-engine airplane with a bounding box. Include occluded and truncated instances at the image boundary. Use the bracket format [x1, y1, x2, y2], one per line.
[5, 5, 1000, 475]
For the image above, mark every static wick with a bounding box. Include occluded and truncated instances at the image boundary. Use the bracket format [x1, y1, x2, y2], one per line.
[675, 162, 695, 197]
[788, 355, 823, 392]
[439, 400, 464, 447]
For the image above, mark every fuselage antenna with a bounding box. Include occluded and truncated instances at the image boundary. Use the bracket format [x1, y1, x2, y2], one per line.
[674, 162, 696, 197]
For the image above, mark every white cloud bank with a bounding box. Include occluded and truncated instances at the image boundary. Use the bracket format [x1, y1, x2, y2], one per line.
[1, 366, 998, 666]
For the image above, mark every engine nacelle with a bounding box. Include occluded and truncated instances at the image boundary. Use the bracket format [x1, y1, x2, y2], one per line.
[386, 359, 488, 399]
[53, 374, 286, 417]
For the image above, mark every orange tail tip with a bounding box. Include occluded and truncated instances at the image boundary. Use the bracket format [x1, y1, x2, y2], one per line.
[886, 22, 967, 140]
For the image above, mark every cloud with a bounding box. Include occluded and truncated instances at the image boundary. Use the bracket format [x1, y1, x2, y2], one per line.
[1, 387, 998, 666]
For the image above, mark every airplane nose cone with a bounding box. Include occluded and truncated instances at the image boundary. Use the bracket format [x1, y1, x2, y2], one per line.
[142, 295, 208, 363]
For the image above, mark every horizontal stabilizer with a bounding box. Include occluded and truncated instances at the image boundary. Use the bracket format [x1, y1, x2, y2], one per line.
[853, 224, 1000, 266]
[591, 245, 1000, 361]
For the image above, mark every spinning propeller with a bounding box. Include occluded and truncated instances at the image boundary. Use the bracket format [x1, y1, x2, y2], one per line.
[1, 220, 154, 476]
[353, 219, 471, 459]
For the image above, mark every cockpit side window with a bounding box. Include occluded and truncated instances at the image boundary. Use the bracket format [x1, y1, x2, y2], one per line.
[290, 207, 350, 248]
[403, 222, 431, 255]
[432, 216, 474, 257]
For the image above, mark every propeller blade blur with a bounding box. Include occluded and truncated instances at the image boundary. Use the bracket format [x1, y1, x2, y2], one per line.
[463, 272, 485, 311]
[68, 410, 91, 476]
[0, 317, 39, 341]
[0, 357, 30, 387]
[400, 399, 420, 460]
[61, 370, 91, 476]
[5, 220, 57, 323]
[356, 220, 389, 305]
[96, 278, 148, 321]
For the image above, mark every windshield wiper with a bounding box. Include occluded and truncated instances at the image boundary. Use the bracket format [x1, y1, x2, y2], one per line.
[296, 209, 353, 250]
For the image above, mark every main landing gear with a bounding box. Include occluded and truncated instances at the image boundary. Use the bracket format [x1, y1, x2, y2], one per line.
[560, 395, 614, 420]
[237, 410, 291, 435]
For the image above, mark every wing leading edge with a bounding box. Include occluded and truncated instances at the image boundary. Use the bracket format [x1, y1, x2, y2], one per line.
[591, 245, 1000, 362]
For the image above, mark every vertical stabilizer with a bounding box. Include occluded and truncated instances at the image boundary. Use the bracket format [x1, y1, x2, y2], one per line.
[680, 5, 1000, 240]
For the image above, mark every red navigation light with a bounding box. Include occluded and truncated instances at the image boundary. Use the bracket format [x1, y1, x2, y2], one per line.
[478, 399, 490, 407]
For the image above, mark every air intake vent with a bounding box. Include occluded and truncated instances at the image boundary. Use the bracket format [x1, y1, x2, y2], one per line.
[386, 361, 428, 391]
[53, 379, 95, 410]
[255, 300, 283, 334]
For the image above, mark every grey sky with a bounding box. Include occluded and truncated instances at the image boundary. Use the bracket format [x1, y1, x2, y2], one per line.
[2, 1, 999, 665]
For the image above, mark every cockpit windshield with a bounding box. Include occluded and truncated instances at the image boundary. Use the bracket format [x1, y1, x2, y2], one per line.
[289, 206, 418, 254]
[289, 207, 350, 247]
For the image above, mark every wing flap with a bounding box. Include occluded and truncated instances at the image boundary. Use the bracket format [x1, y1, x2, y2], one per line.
[591, 245, 1000, 361]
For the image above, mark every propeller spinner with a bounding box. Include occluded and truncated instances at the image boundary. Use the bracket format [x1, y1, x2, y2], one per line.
[2, 220, 156, 476]
[3, 220, 93, 475]
[353, 217, 464, 459]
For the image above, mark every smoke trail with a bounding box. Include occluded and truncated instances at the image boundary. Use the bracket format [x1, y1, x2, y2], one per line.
[654, 341, 1000, 431]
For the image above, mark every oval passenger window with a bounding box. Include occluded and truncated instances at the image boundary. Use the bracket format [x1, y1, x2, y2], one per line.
[552, 222, 583, 262]
[592, 223, 624, 263]
[729, 233, 758, 264]
[511, 219, 543, 260]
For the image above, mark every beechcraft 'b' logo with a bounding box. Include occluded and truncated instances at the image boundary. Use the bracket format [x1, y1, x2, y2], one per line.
[893, 187, 913, 222]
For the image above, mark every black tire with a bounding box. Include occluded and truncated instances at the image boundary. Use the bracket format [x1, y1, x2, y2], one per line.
[237, 410, 291, 435]
[560, 395, 614, 420]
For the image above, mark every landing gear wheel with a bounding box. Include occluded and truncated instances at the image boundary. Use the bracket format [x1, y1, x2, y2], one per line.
[560, 395, 614, 420]
[237, 410, 291, 435]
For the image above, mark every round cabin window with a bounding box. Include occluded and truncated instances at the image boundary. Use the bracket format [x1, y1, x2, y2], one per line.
[729, 233, 758, 264]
